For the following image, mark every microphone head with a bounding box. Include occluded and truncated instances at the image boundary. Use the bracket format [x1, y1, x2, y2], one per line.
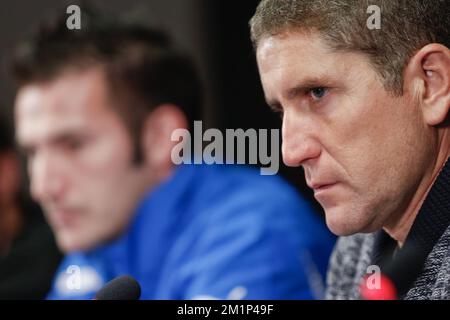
[94, 275, 141, 300]
[360, 273, 397, 300]
[360, 242, 426, 300]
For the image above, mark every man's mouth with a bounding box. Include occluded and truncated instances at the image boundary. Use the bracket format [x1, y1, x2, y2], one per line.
[49, 208, 80, 228]
[308, 182, 339, 197]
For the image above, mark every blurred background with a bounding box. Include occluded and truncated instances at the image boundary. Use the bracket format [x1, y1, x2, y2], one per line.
[0, 0, 319, 211]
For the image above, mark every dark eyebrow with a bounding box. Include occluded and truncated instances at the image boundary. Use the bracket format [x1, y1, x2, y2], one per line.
[284, 76, 331, 101]
[265, 75, 332, 112]
[18, 130, 89, 154]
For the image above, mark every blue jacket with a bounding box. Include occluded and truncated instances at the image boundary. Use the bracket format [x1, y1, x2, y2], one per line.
[47, 164, 335, 299]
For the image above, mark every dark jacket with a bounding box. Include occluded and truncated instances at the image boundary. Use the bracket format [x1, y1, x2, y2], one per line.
[326, 158, 450, 300]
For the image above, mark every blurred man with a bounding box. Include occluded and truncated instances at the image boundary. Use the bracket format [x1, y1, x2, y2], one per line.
[0, 114, 61, 299]
[12, 12, 335, 299]
[251, 0, 450, 299]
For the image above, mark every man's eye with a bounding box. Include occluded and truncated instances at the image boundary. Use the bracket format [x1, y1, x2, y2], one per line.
[309, 87, 328, 100]
[63, 139, 84, 151]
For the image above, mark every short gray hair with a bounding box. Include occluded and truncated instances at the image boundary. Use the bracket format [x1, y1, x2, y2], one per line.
[250, 0, 450, 95]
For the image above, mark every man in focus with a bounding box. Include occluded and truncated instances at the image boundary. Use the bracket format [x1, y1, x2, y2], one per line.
[251, 0, 450, 299]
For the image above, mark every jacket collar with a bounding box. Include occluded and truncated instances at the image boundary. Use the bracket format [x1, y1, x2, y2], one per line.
[370, 157, 450, 297]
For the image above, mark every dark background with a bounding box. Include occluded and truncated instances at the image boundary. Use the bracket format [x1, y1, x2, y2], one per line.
[0, 0, 321, 214]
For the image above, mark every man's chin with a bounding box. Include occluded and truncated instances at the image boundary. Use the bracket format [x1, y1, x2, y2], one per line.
[326, 222, 358, 237]
[323, 205, 375, 236]
[56, 233, 95, 253]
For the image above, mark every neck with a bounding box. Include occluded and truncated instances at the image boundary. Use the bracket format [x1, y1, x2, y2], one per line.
[384, 133, 450, 246]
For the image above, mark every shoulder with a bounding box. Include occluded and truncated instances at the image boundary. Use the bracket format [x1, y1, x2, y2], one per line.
[192, 164, 314, 211]
[433, 227, 450, 298]
[409, 225, 450, 300]
[46, 253, 109, 300]
[326, 233, 374, 300]
[189, 165, 333, 240]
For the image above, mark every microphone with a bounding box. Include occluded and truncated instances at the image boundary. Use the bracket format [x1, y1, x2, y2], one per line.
[360, 243, 425, 300]
[360, 272, 397, 300]
[94, 275, 141, 300]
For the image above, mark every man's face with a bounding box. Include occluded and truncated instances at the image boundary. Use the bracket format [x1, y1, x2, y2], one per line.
[15, 68, 151, 252]
[257, 31, 436, 236]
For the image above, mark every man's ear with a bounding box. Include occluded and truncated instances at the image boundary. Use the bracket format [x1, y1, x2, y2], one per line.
[141, 104, 188, 178]
[404, 43, 450, 126]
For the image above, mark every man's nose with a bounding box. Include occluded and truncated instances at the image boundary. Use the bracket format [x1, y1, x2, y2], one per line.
[30, 151, 67, 203]
[281, 112, 321, 167]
